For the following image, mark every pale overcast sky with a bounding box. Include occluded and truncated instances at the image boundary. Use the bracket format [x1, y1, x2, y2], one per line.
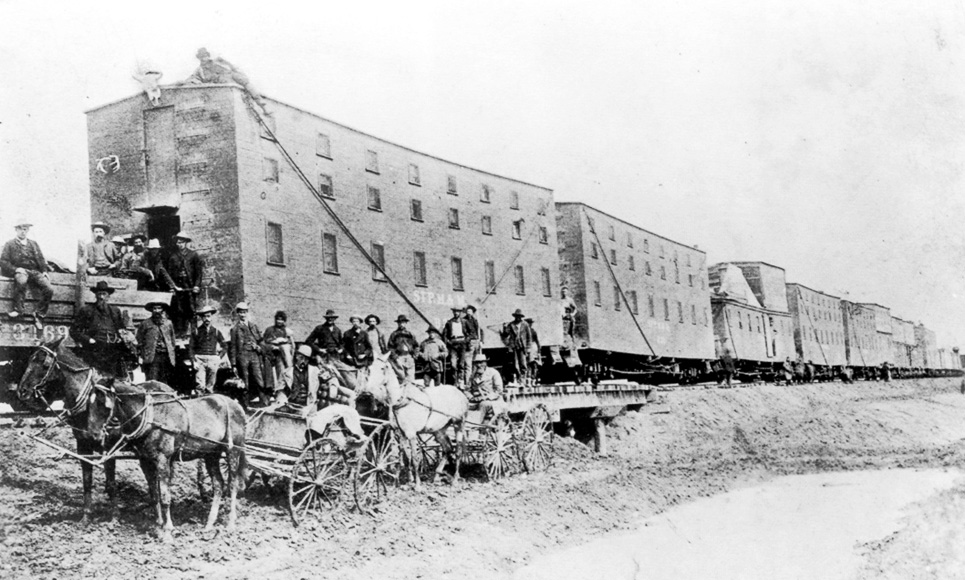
[1, 0, 963, 347]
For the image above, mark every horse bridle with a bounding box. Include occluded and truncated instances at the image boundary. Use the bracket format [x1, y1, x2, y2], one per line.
[25, 345, 95, 416]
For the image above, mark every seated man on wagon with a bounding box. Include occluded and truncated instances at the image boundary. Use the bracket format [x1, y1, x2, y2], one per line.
[467, 353, 508, 425]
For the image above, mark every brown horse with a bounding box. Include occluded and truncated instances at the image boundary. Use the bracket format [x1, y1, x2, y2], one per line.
[86, 382, 247, 542]
[16, 338, 174, 524]
[358, 354, 469, 489]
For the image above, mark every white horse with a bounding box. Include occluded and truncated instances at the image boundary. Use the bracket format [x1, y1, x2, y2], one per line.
[359, 354, 469, 489]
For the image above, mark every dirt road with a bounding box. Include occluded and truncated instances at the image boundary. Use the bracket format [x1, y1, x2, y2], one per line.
[2, 378, 964, 579]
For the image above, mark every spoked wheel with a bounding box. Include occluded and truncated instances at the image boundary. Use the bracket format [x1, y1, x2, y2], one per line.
[483, 413, 520, 481]
[519, 404, 554, 473]
[354, 424, 404, 514]
[413, 432, 442, 480]
[287, 437, 351, 526]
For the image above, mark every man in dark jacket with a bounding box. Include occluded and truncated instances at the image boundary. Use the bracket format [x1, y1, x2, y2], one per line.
[85, 221, 120, 277]
[443, 307, 477, 387]
[164, 233, 205, 334]
[305, 309, 343, 364]
[228, 302, 266, 406]
[70, 280, 133, 377]
[343, 315, 373, 369]
[387, 315, 419, 382]
[136, 301, 177, 384]
[502, 309, 534, 385]
[1, 219, 53, 327]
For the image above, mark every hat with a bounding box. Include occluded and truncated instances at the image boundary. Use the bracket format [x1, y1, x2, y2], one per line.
[13, 218, 32, 228]
[173, 232, 191, 242]
[395, 315, 409, 323]
[451, 306, 463, 312]
[196, 47, 211, 59]
[146, 238, 162, 249]
[427, 326, 439, 334]
[365, 314, 380, 325]
[524, 317, 534, 323]
[274, 310, 288, 321]
[295, 344, 313, 358]
[111, 236, 127, 244]
[91, 221, 111, 234]
[235, 302, 250, 311]
[89, 280, 115, 294]
[512, 308, 525, 318]
[129, 233, 147, 243]
[196, 304, 218, 315]
[144, 301, 168, 311]
[465, 305, 477, 313]
[324, 309, 338, 319]
[349, 315, 363, 323]
[473, 353, 488, 363]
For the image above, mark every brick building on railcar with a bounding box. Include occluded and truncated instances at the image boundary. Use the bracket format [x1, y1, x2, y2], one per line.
[890, 316, 915, 369]
[915, 324, 938, 369]
[786, 283, 847, 367]
[85, 85, 562, 346]
[555, 203, 714, 372]
[707, 262, 795, 366]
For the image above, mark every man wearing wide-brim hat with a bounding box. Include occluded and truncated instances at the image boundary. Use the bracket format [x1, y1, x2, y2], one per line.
[118, 233, 155, 290]
[86, 221, 120, 277]
[387, 314, 419, 382]
[417, 326, 449, 387]
[468, 353, 508, 424]
[69, 280, 134, 377]
[190, 303, 227, 395]
[304, 309, 343, 364]
[228, 302, 268, 406]
[136, 301, 177, 384]
[0, 218, 54, 328]
[502, 308, 535, 386]
[164, 232, 205, 334]
[442, 306, 477, 387]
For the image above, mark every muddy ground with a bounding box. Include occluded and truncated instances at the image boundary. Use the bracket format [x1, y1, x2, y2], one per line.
[2, 378, 964, 580]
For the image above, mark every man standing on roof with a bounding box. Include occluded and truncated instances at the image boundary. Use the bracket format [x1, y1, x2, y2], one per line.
[1, 219, 53, 328]
[70, 280, 133, 377]
[86, 222, 120, 277]
[228, 302, 267, 406]
[387, 315, 418, 382]
[502, 309, 534, 385]
[164, 233, 205, 334]
[443, 306, 475, 387]
[183, 48, 271, 116]
[560, 286, 578, 344]
[136, 301, 177, 385]
[190, 303, 227, 395]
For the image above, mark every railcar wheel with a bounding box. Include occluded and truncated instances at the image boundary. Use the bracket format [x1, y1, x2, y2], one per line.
[483, 414, 520, 481]
[519, 404, 554, 473]
[288, 437, 351, 526]
[354, 424, 404, 514]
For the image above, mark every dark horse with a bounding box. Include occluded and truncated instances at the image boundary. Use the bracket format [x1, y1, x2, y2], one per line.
[16, 338, 175, 524]
[86, 382, 247, 542]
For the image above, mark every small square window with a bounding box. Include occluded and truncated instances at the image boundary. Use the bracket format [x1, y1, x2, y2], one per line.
[371, 243, 386, 281]
[591, 243, 599, 259]
[451, 257, 464, 291]
[614, 286, 621, 311]
[514, 265, 525, 295]
[481, 184, 492, 203]
[645, 261, 652, 276]
[687, 254, 692, 267]
[481, 216, 492, 235]
[485, 260, 496, 294]
[318, 173, 333, 198]
[663, 298, 670, 321]
[447, 175, 458, 195]
[608, 225, 615, 241]
[644, 239, 650, 254]
[316, 133, 331, 158]
[627, 233, 633, 248]
[365, 150, 379, 174]
[413, 251, 427, 287]
[322, 232, 338, 274]
[538, 226, 548, 244]
[260, 115, 276, 139]
[660, 265, 666, 280]
[648, 295, 655, 317]
[593, 281, 601, 306]
[609, 249, 617, 265]
[691, 304, 697, 325]
[629, 255, 635, 271]
[266, 222, 284, 265]
[688, 273, 693, 287]
[408, 163, 421, 186]
[449, 208, 460, 229]
[410, 199, 423, 222]
[541, 267, 551, 297]
[367, 186, 382, 211]
[263, 158, 279, 182]
[630, 291, 639, 315]
[512, 220, 522, 240]
[510, 191, 519, 210]
[587, 217, 595, 233]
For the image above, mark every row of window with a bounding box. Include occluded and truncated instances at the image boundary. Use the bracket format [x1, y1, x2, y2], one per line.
[265, 223, 552, 295]
[589, 243, 706, 289]
[279, 134, 528, 208]
[587, 216, 697, 266]
[589, 281, 709, 326]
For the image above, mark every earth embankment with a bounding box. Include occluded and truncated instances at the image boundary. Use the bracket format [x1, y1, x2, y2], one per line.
[1, 378, 964, 579]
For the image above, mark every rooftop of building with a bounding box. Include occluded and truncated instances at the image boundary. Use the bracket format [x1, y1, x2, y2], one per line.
[556, 201, 705, 255]
[786, 281, 841, 301]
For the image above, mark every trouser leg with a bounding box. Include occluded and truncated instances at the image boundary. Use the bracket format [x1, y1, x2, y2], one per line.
[11, 271, 28, 313]
[27, 271, 53, 316]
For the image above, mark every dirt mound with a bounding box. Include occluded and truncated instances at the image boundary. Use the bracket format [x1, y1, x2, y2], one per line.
[1, 378, 964, 580]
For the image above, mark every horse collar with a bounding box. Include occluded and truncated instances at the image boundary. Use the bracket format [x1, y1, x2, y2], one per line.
[65, 369, 96, 417]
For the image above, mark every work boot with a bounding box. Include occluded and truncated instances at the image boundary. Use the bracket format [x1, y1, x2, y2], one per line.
[33, 314, 44, 331]
[8, 309, 20, 319]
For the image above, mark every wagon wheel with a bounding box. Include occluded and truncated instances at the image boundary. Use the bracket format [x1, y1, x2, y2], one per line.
[519, 404, 554, 473]
[413, 432, 442, 479]
[288, 437, 351, 526]
[354, 424, 404, 514]
[483, 413, 520, 481]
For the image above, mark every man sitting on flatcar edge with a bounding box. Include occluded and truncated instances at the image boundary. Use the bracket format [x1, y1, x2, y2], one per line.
[1, 218, 53, 329]
[468, 353, 508, 425]
[85, 221, 120, 277]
